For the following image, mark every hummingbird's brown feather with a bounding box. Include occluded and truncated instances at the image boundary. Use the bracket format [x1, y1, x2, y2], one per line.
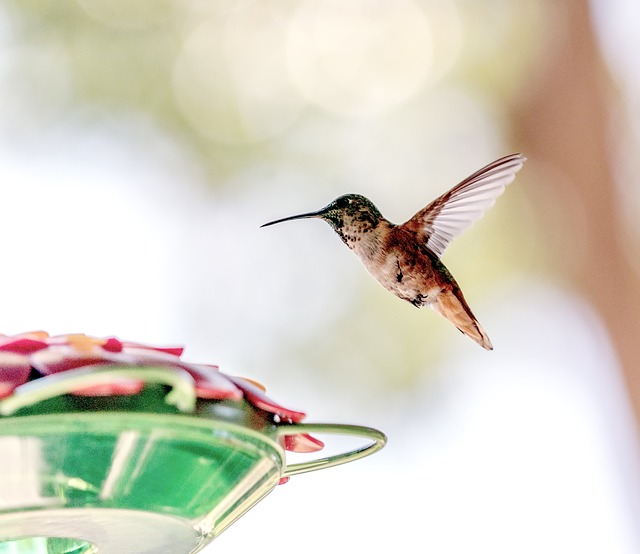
[402, 153, 526, 256]
[432, 285, 493, 350]
[377, 228, 493, 349]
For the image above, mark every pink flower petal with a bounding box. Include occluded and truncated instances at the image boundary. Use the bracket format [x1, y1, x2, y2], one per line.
[228, 376, 306, 423]
[117, 356, 241, 401]
[176, 363, 242, 401]
[0, 352, 31, 398]
[283, 433, 325, 453]
[30, 348, 119, 375]
[0, 337, 48, 354]
[151, 346, 184, 357]
[122, 342, 184, 357]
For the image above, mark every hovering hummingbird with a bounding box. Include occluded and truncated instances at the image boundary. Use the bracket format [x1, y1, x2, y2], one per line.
[262, 154, 526, 350]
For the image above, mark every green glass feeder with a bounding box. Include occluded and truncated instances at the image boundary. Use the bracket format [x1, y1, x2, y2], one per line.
[0, 366, 386, 554]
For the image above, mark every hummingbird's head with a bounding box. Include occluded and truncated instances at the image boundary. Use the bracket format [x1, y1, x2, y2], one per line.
[261, 194, 383, 238]
[317, 194, 382, 233]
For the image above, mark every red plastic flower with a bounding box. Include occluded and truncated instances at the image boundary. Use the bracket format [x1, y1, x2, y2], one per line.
[0, 331, 323, 458]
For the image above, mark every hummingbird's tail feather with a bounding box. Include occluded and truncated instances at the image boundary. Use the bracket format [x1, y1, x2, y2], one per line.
[433, 288, 493, 350]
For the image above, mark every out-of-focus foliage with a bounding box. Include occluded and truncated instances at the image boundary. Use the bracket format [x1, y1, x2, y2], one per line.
[4, 1, 539, 178]
[0, 0, 545, 395]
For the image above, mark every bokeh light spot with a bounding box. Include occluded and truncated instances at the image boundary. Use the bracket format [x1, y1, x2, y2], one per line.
[173, 3, 305, 144]
[286, 0, 432, 117]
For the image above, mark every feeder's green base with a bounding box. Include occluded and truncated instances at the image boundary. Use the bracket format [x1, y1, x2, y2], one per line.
[0, 412, 284, 554]
[0, 369, 386, 554]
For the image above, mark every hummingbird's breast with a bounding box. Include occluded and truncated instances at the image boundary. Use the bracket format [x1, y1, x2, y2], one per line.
[340, 219, 387, 259]
[354, 226, 449, 307]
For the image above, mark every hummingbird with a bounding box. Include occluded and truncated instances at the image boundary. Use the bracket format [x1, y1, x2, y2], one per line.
[262, 153, 526, 350]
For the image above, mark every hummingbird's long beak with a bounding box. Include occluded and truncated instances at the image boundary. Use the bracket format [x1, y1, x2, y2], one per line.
[260, 209, 325, 228]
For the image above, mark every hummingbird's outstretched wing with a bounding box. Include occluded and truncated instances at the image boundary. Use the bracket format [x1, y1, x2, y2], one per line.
[403, 153, 526, 257]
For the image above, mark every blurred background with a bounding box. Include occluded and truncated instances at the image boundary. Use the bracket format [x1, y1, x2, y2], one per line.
[1, 0, 640, 552]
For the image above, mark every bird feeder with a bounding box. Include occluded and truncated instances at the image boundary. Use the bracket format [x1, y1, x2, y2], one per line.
[0, 333, 385, 554]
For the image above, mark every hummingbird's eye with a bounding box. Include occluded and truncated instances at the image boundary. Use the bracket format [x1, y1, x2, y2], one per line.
[335, 196, 350, 208]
